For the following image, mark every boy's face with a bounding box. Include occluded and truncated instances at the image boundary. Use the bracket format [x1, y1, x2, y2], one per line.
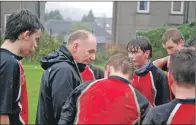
[162, 39, 184, 55]
[128, 47, 150, 68]
[20, 29, 41, 57]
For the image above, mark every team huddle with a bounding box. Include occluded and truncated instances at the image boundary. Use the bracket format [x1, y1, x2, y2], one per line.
[0, 9, 195, 125]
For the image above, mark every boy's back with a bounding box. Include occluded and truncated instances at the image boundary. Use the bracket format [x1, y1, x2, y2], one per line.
[143, 98, 195, 124]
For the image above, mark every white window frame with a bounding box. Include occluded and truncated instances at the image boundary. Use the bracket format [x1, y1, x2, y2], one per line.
[171, 1, 184, 14]
[4, 14, 11, 29]
[137, 1, 150, 13]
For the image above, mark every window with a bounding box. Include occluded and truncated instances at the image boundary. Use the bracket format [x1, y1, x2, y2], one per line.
[171, 1, 184, 14]
[4, 14, 11, 29]
[137, 1, 150, 13]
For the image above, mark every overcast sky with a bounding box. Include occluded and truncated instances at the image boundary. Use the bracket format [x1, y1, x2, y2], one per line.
[45, 2, 113, 17]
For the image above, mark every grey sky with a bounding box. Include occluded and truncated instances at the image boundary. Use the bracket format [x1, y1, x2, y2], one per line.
[45, 2, 113, 17]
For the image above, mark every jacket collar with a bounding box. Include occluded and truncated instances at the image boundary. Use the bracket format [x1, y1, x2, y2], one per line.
[135, 60, 154, 75]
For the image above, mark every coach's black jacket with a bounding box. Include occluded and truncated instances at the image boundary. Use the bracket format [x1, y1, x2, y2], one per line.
[35, 44, 82, 125]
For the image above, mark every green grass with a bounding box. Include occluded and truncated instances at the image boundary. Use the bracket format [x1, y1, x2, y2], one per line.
[24, 65, 43, 124]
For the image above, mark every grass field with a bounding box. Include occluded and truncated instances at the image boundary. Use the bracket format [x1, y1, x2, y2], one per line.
[24, 65, 43, 124]
[24, 64, 104, 124]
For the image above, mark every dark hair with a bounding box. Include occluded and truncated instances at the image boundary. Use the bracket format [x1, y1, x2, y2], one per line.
[169, 49, 195, 85]
[4, 9, 44, 41]
[105, 53, 136, 79]
[162, 28, 184, 45]
[184, 37, 196, 47]
[126, 36, 152, 58]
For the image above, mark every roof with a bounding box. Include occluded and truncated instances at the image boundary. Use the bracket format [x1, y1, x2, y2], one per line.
[45, 20, 111, 38]
[95, 17, 112, 30]
[45, 20, 73, 35]
[80, 22, 111, 37]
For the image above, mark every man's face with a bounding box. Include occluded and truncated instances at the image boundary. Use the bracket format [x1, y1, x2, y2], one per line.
[128, 47, 150, 68]
[20, 29, 41, 57]
[74, 35, 97, 64]
[163, 39, 184, 55]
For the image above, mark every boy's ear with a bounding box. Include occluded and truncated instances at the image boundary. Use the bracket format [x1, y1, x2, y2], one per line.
[18, 31, 30, 40]
[104, 65, 111, 78]
[145, 50, 150, 58]
[179, 39, 184, 45]
[168, 71, 174, 87]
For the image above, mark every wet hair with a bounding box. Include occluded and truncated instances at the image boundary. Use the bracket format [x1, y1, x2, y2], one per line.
[126, 36, 152, 58]
[4, 9, 44, 41]
[162, 28, 184, 45]
[105, 53, 136, 78]
[169, 49, 195, 85]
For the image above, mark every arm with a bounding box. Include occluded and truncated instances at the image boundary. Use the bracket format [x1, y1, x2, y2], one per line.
[134, 89, 153, 124]
[49, 66, 81, 122]
[0, 115, 9, 124]
[143, 105, 170, 125]
[58, 83, 90, 125]
[0, 60, 19, 123]
[142, 109, 157, 125]
[153, 56, 168, 69]
[155, 70, 171, 105]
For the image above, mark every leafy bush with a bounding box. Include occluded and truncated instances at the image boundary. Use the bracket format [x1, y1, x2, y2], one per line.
[2, 22, 195, 65]
[22, 31, 63, 64]
[136, 21, 196, 60]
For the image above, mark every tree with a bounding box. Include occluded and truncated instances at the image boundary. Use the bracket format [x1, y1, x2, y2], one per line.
[81, 14, 87, 22]
[81, 9, 95, 22]
[71, 23, 93, 33]
[45, 10, 64, 21]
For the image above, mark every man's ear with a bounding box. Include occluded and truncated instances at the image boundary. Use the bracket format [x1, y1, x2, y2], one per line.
[72, 41, 79, 53]
[18, 31, 30, 40]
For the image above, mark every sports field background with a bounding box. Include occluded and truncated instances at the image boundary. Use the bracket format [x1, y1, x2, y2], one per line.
[24, 64, 104, 124]
[24, 65, 43, 124]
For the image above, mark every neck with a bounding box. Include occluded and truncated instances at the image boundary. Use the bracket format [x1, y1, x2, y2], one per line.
[1, 40, 20, 56]
[137, 59, 149, 69]
[110, 72, 130, 81]
[174, 86, 195, 99]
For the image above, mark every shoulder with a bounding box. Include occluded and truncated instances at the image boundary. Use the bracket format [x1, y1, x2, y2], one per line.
[0, 50, 19, 74]
[151, 102, 175, 115]
[50, 61, 75, 73]
[151, 64, 167, 77]
[144, 102, 175, 124]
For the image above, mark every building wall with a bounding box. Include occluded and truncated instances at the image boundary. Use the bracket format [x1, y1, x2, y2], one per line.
[188, 1, 196, 23]
[0, 1, 46, 33]
[112, 1, 196, 44]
